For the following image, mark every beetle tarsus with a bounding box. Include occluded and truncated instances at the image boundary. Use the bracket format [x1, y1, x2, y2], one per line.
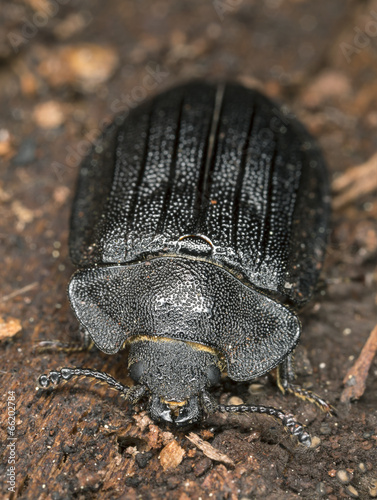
[277, 355, 335, 415]
[282, 383, 336, 416]
[218, 403, 312, 447]
[35, 338, 95, 354]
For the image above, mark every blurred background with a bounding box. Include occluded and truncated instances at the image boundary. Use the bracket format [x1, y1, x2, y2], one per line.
[0, 1, 376, 498]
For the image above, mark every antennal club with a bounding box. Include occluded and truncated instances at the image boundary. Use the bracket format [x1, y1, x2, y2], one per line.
[218, 403, 312, 447]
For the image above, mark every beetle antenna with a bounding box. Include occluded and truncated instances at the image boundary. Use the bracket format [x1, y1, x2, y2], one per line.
[218, 403, 311, 447]
[38, 367, 131, 397]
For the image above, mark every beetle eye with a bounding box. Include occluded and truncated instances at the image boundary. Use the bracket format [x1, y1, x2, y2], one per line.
[129, 361, 145, 382]
[206, 365, 220, 386]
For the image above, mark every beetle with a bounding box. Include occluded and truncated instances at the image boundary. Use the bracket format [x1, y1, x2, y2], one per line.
[39, 81, 333, 446]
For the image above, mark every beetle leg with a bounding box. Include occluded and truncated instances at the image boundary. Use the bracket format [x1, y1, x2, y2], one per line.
[35, 327, 95, 354]
[126, 384, 147, 404]
[35, 340, 95, 353]
[276, 353, 297, 390]
[79, 327, 96, 350]
[277, 354, 336, 415]
[201, 390, 219, 415]
[217, 403, 311, 447]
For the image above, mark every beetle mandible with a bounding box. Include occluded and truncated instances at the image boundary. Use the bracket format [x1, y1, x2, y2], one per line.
[39, 81, 333, 446]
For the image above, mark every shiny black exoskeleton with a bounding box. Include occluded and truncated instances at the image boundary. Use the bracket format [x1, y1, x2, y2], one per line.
[39, 81, 332, 446]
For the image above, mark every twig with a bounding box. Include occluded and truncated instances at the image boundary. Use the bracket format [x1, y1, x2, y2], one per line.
[0, 281, 38, 303]
[341, 323, 377, 403]
[332, 153, 377, 210]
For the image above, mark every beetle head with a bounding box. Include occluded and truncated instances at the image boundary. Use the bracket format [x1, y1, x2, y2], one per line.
[128, 338, 222, 426]
[39, 338, 313, 446]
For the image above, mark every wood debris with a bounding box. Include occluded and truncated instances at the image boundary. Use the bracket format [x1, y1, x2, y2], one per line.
[186, 432, 234, 467]
[0, 316, 22, 340]
[341, 323, 377, 403]
[159, 440, 185, 471]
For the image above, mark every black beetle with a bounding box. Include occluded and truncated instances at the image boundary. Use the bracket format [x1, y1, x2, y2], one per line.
[39, 81, 333, 446]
